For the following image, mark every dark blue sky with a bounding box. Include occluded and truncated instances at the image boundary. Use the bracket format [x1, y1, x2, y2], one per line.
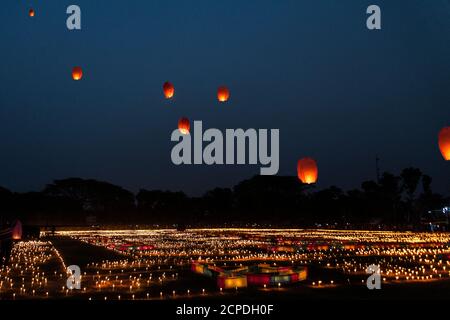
[0, 0, 449, 195]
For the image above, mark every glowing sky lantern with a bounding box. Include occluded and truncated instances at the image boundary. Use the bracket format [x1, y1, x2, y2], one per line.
[217, 86, 230, 102]
[72, 66, 83, 80]
[163, 82, 175, 99]
[29, 9, 35, 17]
[178, 117, 190, 135]
[12, 220, 22, 240]
[438, 127, 450, 160]
[297, 157, 318, 184]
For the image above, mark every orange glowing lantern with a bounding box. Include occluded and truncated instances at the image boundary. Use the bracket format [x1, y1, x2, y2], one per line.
[217, 86, 230, 102]
[12, 220, 22, 240]
[178, 117, 190, 135]
[163, 82, 175, 99]
[297, 157, 318, 184]
[438, 127, 450, 160]
[72, 67, 83, 80]
[29, 9, 35, 17]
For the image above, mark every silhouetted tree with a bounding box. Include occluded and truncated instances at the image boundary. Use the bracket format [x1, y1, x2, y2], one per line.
[311, 186, 344, 222]
[203, 188, 233, 224]
[136, 190, 188, 224]
[417, 175, 446, 224]
[1, 167, 447, 228]
[44, 178, 135, 224]
[422, 175, 432, 195]
[233, 176, 307, 224]
[378, 172, 402, 223]
[400, 168, 422, 223]
[0, 187, 13, 224]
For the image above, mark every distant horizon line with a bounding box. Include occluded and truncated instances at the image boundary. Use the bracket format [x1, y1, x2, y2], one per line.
[1, 170, 449, 197]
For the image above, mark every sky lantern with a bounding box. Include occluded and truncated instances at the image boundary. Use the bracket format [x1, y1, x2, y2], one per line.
[29, 9, 35, 17]
[217, 86, 230, 102]
[12, 220, 22, 240]
[72, 66, 83, 80]
[297, 157, 318, 184]
[178, 117, 190, 135]
[438, 127, 450, 160]
[163, 82, 175, 99]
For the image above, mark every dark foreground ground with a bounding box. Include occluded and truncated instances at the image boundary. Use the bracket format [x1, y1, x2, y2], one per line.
[51, 237, 124, 267]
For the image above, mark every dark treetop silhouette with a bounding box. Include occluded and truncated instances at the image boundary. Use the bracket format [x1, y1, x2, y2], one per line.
[0, 167, 448, 229]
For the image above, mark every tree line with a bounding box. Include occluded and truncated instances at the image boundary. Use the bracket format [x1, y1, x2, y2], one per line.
[0, 167, 448, 228]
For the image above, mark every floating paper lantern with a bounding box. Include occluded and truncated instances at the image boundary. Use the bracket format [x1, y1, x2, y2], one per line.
[438, 127, 450, 160]
[178, 117, 190, 135]
[297, 157, 318, 184]
[217, 86, 230, 102]
[72, 66, 83, 80]
[12, 220, 22, 240]
[163, 82, 175, 99]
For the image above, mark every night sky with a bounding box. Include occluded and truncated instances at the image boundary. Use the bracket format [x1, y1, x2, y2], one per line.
[0, 0, 449, 195]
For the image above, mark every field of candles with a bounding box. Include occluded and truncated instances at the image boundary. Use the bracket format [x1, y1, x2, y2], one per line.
[1, 229, 450, 301]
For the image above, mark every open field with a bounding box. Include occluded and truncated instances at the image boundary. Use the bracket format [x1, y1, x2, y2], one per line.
[1, 229, 450, 301]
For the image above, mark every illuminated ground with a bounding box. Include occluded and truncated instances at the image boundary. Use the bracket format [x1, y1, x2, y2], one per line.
[1, 229, 450, 300]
